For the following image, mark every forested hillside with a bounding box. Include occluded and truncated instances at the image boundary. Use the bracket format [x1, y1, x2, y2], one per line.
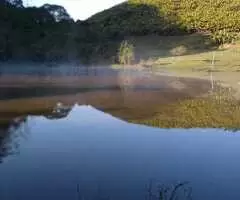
[88, 0, 240, 44]
[0, 0, 78, 62]
[1, 0, 240, 64]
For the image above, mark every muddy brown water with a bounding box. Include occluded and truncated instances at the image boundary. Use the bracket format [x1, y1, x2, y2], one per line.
[0, 70, 212, 127]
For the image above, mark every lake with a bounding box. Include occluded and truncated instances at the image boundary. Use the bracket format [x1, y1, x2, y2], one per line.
[0, 65, 240, 200]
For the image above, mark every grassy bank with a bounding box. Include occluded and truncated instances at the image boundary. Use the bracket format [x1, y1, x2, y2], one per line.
[146, 43, 240, 72]
[111, 34, 240, 72]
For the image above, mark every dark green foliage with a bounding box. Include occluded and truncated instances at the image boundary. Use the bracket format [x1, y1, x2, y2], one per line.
[87, 2, 187, 38]
[41, 4, 73, 22]
[0, 2, 77, 62]
[1, 0, 23, 8]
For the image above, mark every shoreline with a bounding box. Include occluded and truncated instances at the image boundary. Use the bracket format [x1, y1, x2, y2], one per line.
[116, 65, 240, 99]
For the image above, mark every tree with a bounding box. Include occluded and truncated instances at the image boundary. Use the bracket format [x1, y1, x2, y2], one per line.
[41, 4, 73, 22]
[118, 40, 135, 65]
[3, 0, 23, 8]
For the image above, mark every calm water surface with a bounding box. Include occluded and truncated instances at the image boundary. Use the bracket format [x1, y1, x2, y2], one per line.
[0, 66, 240, 200]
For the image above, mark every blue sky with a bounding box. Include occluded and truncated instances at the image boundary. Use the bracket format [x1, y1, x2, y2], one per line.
[23, 0, 125, 20]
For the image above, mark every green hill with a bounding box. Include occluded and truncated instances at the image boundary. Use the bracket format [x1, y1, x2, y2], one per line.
[88, 0, 240, 44]
[86, 2, 187, 38]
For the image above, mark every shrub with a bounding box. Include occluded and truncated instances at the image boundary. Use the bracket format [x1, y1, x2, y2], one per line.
[170, 45, 187, 56]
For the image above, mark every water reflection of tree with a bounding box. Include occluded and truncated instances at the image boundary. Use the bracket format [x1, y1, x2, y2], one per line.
[128, 85, 240, 130]
[0, 103, 74, 163]
[45, 103, 73, 119]
[0, 117, 29, 163]
[76, 181, 192, 200]
[146, 181, 192, 200]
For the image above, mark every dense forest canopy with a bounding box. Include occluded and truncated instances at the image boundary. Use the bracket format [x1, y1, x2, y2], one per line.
[3, 0, 23, 8]
[0, 0, 240, 64]
[0, 0, 76, 62]
[41, 4, 73, 22]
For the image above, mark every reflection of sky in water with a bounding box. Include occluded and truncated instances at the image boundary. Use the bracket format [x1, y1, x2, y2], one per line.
[0, 105, 240, 200]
